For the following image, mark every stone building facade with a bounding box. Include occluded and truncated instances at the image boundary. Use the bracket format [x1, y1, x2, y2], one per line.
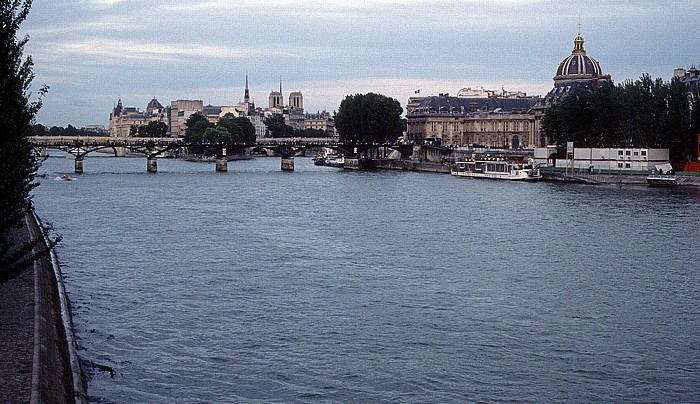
[108, 76, 333, 140]
[406, 93, 542, 148]
[675, 66, 700, 89]
[406, 30, 613, 148]
[108, 97, 167, 137]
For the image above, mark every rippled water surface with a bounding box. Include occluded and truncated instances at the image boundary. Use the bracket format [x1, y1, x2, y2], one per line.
[34, 154, 700, 402]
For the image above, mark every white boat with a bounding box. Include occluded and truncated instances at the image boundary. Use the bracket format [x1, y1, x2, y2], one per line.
[326, 155, 345, 167]
[55, 174, 75, 181]
[451, 159, 540, 181]
[646, 175, 678, 186]
[646, 163, 678, 186]
[313, 148, 345, 167]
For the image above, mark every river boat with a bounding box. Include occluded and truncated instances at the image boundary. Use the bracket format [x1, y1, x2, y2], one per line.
[326, 155, 345, 167]
[313, 148, 345, 167]
[646, 163, 678, 186]
[646, 174, 678, 186]
[451, 159, 540, 181]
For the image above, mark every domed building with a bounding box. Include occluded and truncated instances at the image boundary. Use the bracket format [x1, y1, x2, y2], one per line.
[545, 31, 611, 103]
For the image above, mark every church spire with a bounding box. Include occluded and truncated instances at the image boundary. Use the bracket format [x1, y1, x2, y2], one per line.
[244, 72, 250, 103]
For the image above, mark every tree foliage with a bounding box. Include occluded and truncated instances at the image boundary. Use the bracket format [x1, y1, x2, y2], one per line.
[263, 113, 293, 138]
[542, 75, 700, 162]
[134, 121, 168, 137]
[184, 113, 256, 144]
[218, 116, 256, 144]
[335, 93, 403, 143]
[1, 0, 58, 283]
[183, 113, 213, 143]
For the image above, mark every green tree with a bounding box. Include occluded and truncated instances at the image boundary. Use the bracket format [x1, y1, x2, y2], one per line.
[295, 128, 326, 138]
[65, 124, 78, 136]
[233, 116, 256, 144]
[664, 78, 692, 161]
[542, 75, 698, 161]
[263, 113, 293, 138]
[31, 123, 45, 135]
[135, 121, 168, 137]
[184, 113, 212, 143]
[48, 125, 64, 136]
[335, 93, 403, 143]
[1, 0, 59, 283]
[203, 126, 233, 143]
[691, 88, 700, 159]
[216, 117, 242, 143]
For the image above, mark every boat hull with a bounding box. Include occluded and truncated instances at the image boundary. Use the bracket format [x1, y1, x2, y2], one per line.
[646, 175, 678, 186]
[451, 171, 537, 180]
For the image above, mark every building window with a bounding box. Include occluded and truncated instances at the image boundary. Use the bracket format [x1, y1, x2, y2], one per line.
[634, 151, 639, 156]
[618, 163, 623, 168]
[625, 163, 631, 168]
[618, 150, 623, 156]
[626, 150, 631, 156]
[641, 150, 647, 156]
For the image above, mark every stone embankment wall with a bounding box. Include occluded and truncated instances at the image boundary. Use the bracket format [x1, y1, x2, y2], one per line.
[0, 212, 87, 403]
[373, 159, 452, 173]
[541, 171, 700, 186]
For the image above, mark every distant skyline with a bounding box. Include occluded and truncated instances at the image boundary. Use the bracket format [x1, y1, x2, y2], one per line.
[21, 0, 700, 127]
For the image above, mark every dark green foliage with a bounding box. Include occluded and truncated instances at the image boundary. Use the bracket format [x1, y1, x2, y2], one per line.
[203, 126, 233, 143]
[295, 128, 327, 138]
[263, 113, 293, 138]
[217, 116, 256, 144]
[335, 93, 403, 143]
[234, 116, 256, 144]
[134, 121, 168, 137]
[542, 75, 699, 161]
[42, 124, 102, 136]
[1, 0, 58, 282]
[30, 122, 44, 135]
[183, 113, 212, 143]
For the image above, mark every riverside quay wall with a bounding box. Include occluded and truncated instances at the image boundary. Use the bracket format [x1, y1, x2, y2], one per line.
[352, 158, 452, 173]
[0, 212, 87, 403]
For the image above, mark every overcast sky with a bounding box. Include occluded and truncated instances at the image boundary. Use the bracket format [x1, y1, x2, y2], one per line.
[21, 0, 700, 127]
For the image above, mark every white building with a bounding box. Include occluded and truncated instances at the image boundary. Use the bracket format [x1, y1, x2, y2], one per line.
[169, 100, 204, 137]
[535, 147, 670, 171]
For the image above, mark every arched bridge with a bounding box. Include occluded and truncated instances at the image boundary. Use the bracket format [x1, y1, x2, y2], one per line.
[30, 136, 415, 173]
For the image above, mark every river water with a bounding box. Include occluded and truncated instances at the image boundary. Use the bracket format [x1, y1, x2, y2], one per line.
[33, 153, 700, 403]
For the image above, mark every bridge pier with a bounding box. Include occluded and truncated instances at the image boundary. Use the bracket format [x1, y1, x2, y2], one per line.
[74, 157, 84, 174]
[216, 158, 228, 172]
[216, 148, 228, 172]
[147, 157, 158, 173]
[113, 147, 128, 157]
[281, 156, 294, 171]
[36, 147, 48, 157]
